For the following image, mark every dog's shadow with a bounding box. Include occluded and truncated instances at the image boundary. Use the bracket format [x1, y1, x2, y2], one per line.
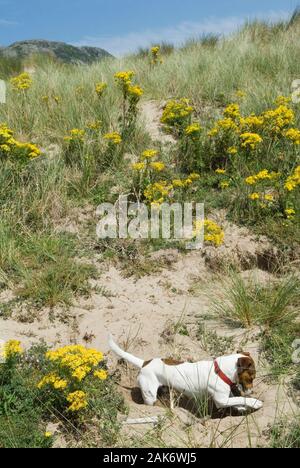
[130, 386, 244, 420]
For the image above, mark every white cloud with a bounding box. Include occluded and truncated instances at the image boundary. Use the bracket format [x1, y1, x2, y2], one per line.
[74, 10, 291, 57]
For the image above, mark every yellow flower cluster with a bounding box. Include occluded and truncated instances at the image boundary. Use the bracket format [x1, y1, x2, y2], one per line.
[224, 103, 240, 119]
[161, 99, 194, 129]
[285, 128, 300, 145]
[144, 181, 174, 205]
[262, 105, 295, 135]
[95, 82, 107, 98]
[45, 345, 104, 382]
[64, 128, 85, 144]
[207, 97, 298, 155]
[215, 169, 226, 175]
[285, 166, 300, 192]
[208, 118, 239, 137]
[275, 96, 292, 106]
[245, 170, 281, 186]
[4, 340, 23, 359]
[103, 132, 122, 145]
[114, 71, 135, 86]
[248, 193, 274, 202]
[114, 71, 143, 101]
[67, 391, 88, 412]
[285, 208, 296, 220]
[227, 146, 238, 155]
[144, 173, 200, 206]
[185, 123, 202, 138]
[132, 149, 165, 173]
[150, 162, 166, 172]
[151, 46, 163, 65]
[240, 132, 263, 150]
[37, 373, 68, 390]
[10, 72, 32, 91]
[86, 119, 102, 131]
[141, 149, 159, 160]
[194, 220, 225, 247]
[0, 123, 41, 161]
[240, 115, 264, 131]
[94, 369, 108, 381]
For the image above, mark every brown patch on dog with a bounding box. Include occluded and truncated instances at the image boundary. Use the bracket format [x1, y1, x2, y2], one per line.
[162, 359, 184, 366]
[237, 356, 256, 392]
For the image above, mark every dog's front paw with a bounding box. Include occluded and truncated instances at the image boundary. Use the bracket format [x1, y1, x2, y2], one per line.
[248, 399, 263, 411]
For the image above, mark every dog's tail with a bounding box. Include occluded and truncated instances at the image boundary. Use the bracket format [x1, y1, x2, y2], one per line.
[108, 334, 144, 369]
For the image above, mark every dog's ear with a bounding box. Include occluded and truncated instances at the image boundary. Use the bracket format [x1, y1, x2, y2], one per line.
[237, 350, 251, 357]
[237, 356, 255, 375]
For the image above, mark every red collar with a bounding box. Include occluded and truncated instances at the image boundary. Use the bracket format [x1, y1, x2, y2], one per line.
[214, 360, 237, 389]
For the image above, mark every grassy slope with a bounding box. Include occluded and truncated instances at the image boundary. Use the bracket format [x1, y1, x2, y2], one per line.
[0, 18, 299, 447]
[0, 18, 299, 304]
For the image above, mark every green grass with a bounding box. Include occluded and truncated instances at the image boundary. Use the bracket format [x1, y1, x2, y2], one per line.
[269, 418, 300, 448]
[213, 273, 300, 329]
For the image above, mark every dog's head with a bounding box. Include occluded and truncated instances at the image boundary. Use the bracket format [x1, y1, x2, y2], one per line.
[236, 353, 256, 396]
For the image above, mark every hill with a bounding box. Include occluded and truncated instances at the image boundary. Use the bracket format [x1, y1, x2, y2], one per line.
[0, 39, 113, 64]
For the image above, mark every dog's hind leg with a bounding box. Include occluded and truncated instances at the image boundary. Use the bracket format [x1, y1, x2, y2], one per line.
[138, 374, 159, 406]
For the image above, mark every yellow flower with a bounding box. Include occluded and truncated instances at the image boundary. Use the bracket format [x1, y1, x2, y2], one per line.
[224, 103, 240, 119]
[95, 82, 107, 97]
[103, 132, 122, 145]
[4, 340, 23, 359]
[87, 120, 102, 131]
[240, 132, 263, 150]
[64, 129, 85, 144]
[94, 369, 108, 381]
[228, 146, 238, 155]
[67, 391, 88, 412]
[245, 170, 280, 186]
[285, 128, 300, 145]
[263, 105, 294, 134]
[249, 193, 260, 201]
[10, 73, 32, 91]
[264, 194, 274, 202]
[194, 220, 225, 247]
[127, 85, 144, 98]
[161, 99, 194, 128]
[185, 123, 202, 137]
[275, 96, 292, 106]
[184, 178, 193, 187]
[144, 181, 173, 203]
[189, 173, 200, 181]
[132, 162, 146, 171]
[239, 115, 264, 131]
[285, 166, 300, 192]
[215, 169, 226, 175]
[285, 208, 296, 220]
[151, 46, 160, 54]
[114, 71, 135, 85]
[151, 46, 163, 64]
[172, 179, 184, 188]
[44, 432, 52, 438]
[72, 366, 91, 382]
[37, 373, 68, 390]
[220, 181, 230, 189]
[150, 162, 165, 172]
[141, 149, 159, 160]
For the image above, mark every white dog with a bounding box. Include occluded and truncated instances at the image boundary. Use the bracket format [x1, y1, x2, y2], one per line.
[109, 335, 263, 413]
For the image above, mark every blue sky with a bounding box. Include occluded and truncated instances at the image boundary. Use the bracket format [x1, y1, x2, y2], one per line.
[0, 0, 298, 56]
